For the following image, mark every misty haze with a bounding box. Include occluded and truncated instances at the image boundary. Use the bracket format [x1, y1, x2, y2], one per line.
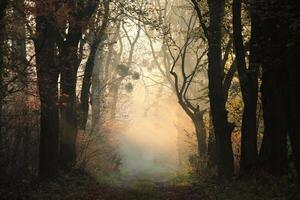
[1, 0, 300, 199]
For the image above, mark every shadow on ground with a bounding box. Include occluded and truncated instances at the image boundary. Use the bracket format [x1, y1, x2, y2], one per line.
[1, 170, 299, 200]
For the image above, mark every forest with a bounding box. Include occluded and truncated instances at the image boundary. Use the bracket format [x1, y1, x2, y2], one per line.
[0, 0, 300, 199]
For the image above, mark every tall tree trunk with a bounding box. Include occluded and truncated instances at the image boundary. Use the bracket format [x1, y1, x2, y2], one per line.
[108, 50, 122, 120]
[80, 38, 108, 130]
[0, 0, 8, 175]
[259, 67, 288, 175]
[80, 44, 98, 130]
[110, 80, 121, 120]
[0, 33, 5, 176]
[79, 1, 109, 130]
[285, 1, 300, 183]
[59, 0, 104, 167]
[258, 0, 288, 175]
[207, 0, 234, 177]
[12, 0, 27, 87]
[91, 46, 106, 134]
[35, 2, 59, 179]
[232, 0, 258, 172]
[12, 0, 29, 173]
[258, 0, 300, 181]
[287, 48, 300, 183]
[59, 26, 81, 168]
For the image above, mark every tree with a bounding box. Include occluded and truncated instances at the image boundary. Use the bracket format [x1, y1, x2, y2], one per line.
[285, 0, 300, 183]
[57, 0, 101, 167]
[34, 0, 59, 179]
[258, 0, 300, 181]
[108, 20, 141, 120]
[191, 0, 235, 176]
[206, 0, 234, 177]
[258, 0, 289, 176]
[166, 12, 209, 159]
[0, 0, 9, 175]
[79, 0, 110, 130]
[232, 0, 259, 172]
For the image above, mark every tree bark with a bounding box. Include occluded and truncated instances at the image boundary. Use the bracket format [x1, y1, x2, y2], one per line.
[284, 1, 300, 183]
[0, 0, 9, 175]
[79, 0, 110, 130]
[207, 112, 217, 167]
[59, 0, 106, 166]
[207, 0, 234, 177]
[258, 0, 288, 175]
[192, 111, 207, 159]
[59, 24, 82, 167]
[35, 1, 59, 179]
[259, 67, 288, 175]
[91, 45, 106, 134]
[80, 44, 98, 130]
[257, 0, 300, 181]
[232, 0, 258, 172]
[110, 79, 122, 120]
[287, 47, 300, 182]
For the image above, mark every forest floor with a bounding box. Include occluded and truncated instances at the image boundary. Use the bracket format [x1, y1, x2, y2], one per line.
[1, 170, 300, 200]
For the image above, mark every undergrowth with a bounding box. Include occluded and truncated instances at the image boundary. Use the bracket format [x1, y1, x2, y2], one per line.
[1, 168, 299, 200]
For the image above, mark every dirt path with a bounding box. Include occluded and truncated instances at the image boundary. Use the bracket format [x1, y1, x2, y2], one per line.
[82, 183, 208, 200]
[2, 174, 299, 200]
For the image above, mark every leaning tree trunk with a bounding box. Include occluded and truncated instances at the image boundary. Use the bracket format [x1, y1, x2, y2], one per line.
[35, 2, 59, 179]
[80, 37, 107, 130]
[207, 0, 234, 177]
[80, 43, 98, 130]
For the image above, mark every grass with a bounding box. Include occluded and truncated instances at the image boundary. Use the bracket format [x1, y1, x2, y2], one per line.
[1, 169, 299, 200]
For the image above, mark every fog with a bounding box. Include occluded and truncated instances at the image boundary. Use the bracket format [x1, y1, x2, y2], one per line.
[116, 82, 183, 178]
[83, 0, 199, 182]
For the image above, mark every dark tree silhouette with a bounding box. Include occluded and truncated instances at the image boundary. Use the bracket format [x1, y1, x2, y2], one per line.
[57, 0, 101, 168]
[79, 0, 110, 130]
[232, 0, 259, 172]
[258, 0, 300, 182]
[34, 0, 59, 179]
